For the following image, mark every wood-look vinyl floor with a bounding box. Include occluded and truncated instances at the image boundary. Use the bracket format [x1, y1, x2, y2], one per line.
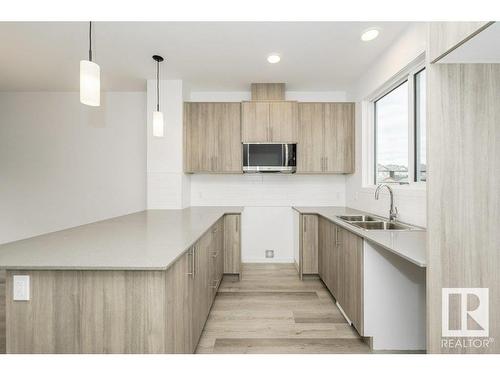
[196, 263, 371, 354]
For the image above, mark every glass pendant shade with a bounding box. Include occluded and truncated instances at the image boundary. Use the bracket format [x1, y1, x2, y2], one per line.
[153, 111, 164, 137]
[80, 60, 100, 107]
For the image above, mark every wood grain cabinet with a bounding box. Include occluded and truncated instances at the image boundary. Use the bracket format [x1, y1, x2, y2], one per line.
[336, 226, 363, 333]
[298, 102, 355, 174]
[299, 214, 318, 278]
[166, 251, 193, 353]
[317, 218, 363, 334]
[428, 22, 493, 63]
[208, 218, 224, 303]
[241, 101, 298, 143]
[223, 214, 241, 276]
[0, 269, 5, 354]
[184, 102, 242, 173]
[190, 233, 210, 350]
[318, 217, 337, 295]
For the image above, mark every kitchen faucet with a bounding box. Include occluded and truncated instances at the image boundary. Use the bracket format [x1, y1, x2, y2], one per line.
[375, 184, 398, 222]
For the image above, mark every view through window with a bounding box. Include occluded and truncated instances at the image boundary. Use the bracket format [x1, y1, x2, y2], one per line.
[375, 81, 409, 183]
[373, 66, 426, 185]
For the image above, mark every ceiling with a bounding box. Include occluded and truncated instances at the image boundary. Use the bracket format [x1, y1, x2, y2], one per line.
[0, 22, 410, 92]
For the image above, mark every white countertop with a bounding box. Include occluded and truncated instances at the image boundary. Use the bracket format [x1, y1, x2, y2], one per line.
[293, 206, 426, 267]
[0, 207, 243, 271]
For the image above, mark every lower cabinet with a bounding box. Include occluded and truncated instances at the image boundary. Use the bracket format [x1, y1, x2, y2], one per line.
[209, 218, 224, 303]
[190, 230, 211, 351]
[166, 251, 193, 353]
[317, 217, 363, 335]
[223, 214, 241, 276]
[191, 217, 225, 351]
[300, 214, 318, 277]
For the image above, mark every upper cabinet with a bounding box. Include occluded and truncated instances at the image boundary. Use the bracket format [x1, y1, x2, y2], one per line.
[241, 101, 298, 143]
[428, 21, 493, 63]
[184, 102, 242, 173]
[297, 102, 354, 174]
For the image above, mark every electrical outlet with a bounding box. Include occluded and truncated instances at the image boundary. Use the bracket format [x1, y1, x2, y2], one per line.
[13, 275, 30, 301]
[265, 250, 274, 258]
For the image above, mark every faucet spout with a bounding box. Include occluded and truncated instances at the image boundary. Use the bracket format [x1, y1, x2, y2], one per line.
[374, 184, 398, 222]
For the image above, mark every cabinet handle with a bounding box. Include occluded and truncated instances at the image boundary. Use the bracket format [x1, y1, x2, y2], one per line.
[335, 228, 340, 247]
[303, 216, 307, 232]
[212, 251, 218, 258]
[235, 216, 239, 233]
[325, 157, 328, 171]
[193, 246, 196, 276]
[187, 247, 194, 277]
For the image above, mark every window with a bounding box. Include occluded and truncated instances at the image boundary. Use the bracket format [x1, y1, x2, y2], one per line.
[375, 81, 409, 183]
[371, 62, 426, 185]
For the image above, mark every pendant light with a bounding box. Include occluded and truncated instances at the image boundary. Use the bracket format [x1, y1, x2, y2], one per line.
[152, 55, 165, 138]
[80, 21, 100, 106]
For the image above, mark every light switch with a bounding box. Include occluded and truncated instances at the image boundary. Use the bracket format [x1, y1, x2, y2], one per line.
[13, 275, 30, 301]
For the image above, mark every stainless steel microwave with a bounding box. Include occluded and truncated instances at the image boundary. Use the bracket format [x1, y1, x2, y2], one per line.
[242, 143, 297, 173]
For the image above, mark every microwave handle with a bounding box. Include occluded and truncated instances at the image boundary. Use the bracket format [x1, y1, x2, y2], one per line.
[284, 144, 289, 167]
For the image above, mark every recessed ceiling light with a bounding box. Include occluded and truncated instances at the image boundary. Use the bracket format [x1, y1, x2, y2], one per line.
[267, 54, 281, 64]
[361, 28, 380, 42]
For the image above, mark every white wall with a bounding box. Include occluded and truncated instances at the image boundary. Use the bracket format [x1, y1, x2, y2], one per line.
[187, 90, 348, 262]
[345, 23, 428, 227]
[147, 79, 190, 209]
[191, 174, 346, 263]
[0, 92, 146, 244]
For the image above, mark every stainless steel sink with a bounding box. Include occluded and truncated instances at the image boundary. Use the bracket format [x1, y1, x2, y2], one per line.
[337, 215, 379, 222]
[351, 221, 412, 231]
[336, 214, 421, 231]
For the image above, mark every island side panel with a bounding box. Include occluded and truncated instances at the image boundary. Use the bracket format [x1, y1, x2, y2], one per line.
[5, 270, 170, 354]
[0, 269, 5, 354]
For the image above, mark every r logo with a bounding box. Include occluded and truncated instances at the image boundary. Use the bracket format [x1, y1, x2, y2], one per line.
[442, 288, 489, 337]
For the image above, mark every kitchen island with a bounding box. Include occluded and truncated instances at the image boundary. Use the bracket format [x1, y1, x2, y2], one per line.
[0, 207, 243, 354]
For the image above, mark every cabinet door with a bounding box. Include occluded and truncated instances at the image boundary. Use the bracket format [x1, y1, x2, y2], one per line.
[217, 103, 242, 173]
[301, 215, 318, 274]
[318, 217, 332, 291]
[241, 102, 270, 142]
[330, 224, 341, 300]
[223, 214, 241, 275]
[209, 219, 224, 303]
[184, 103, 218, 172]
[191, 234, 211, 350]
[269, 101, 298, 142]
[323, 103, 355, 173]
[166, 251, 193, 353]
[297, 103, 324, 173]
[338, 227, 363, 334]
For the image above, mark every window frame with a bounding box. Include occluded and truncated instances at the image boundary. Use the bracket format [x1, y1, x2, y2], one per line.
[413, 67, 426, 183]
[363, 53, 426, 189]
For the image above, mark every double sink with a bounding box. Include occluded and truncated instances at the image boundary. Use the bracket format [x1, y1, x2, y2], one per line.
[337, 215, 421, 231]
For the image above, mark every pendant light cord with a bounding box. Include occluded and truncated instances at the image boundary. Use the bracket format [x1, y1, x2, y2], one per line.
[156, 60, 160, 111]
[89, 21, 93, 62]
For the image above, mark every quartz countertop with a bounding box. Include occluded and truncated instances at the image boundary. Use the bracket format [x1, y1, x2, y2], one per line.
[0, 207, 243, 271]
[293, 206, 426, 267]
